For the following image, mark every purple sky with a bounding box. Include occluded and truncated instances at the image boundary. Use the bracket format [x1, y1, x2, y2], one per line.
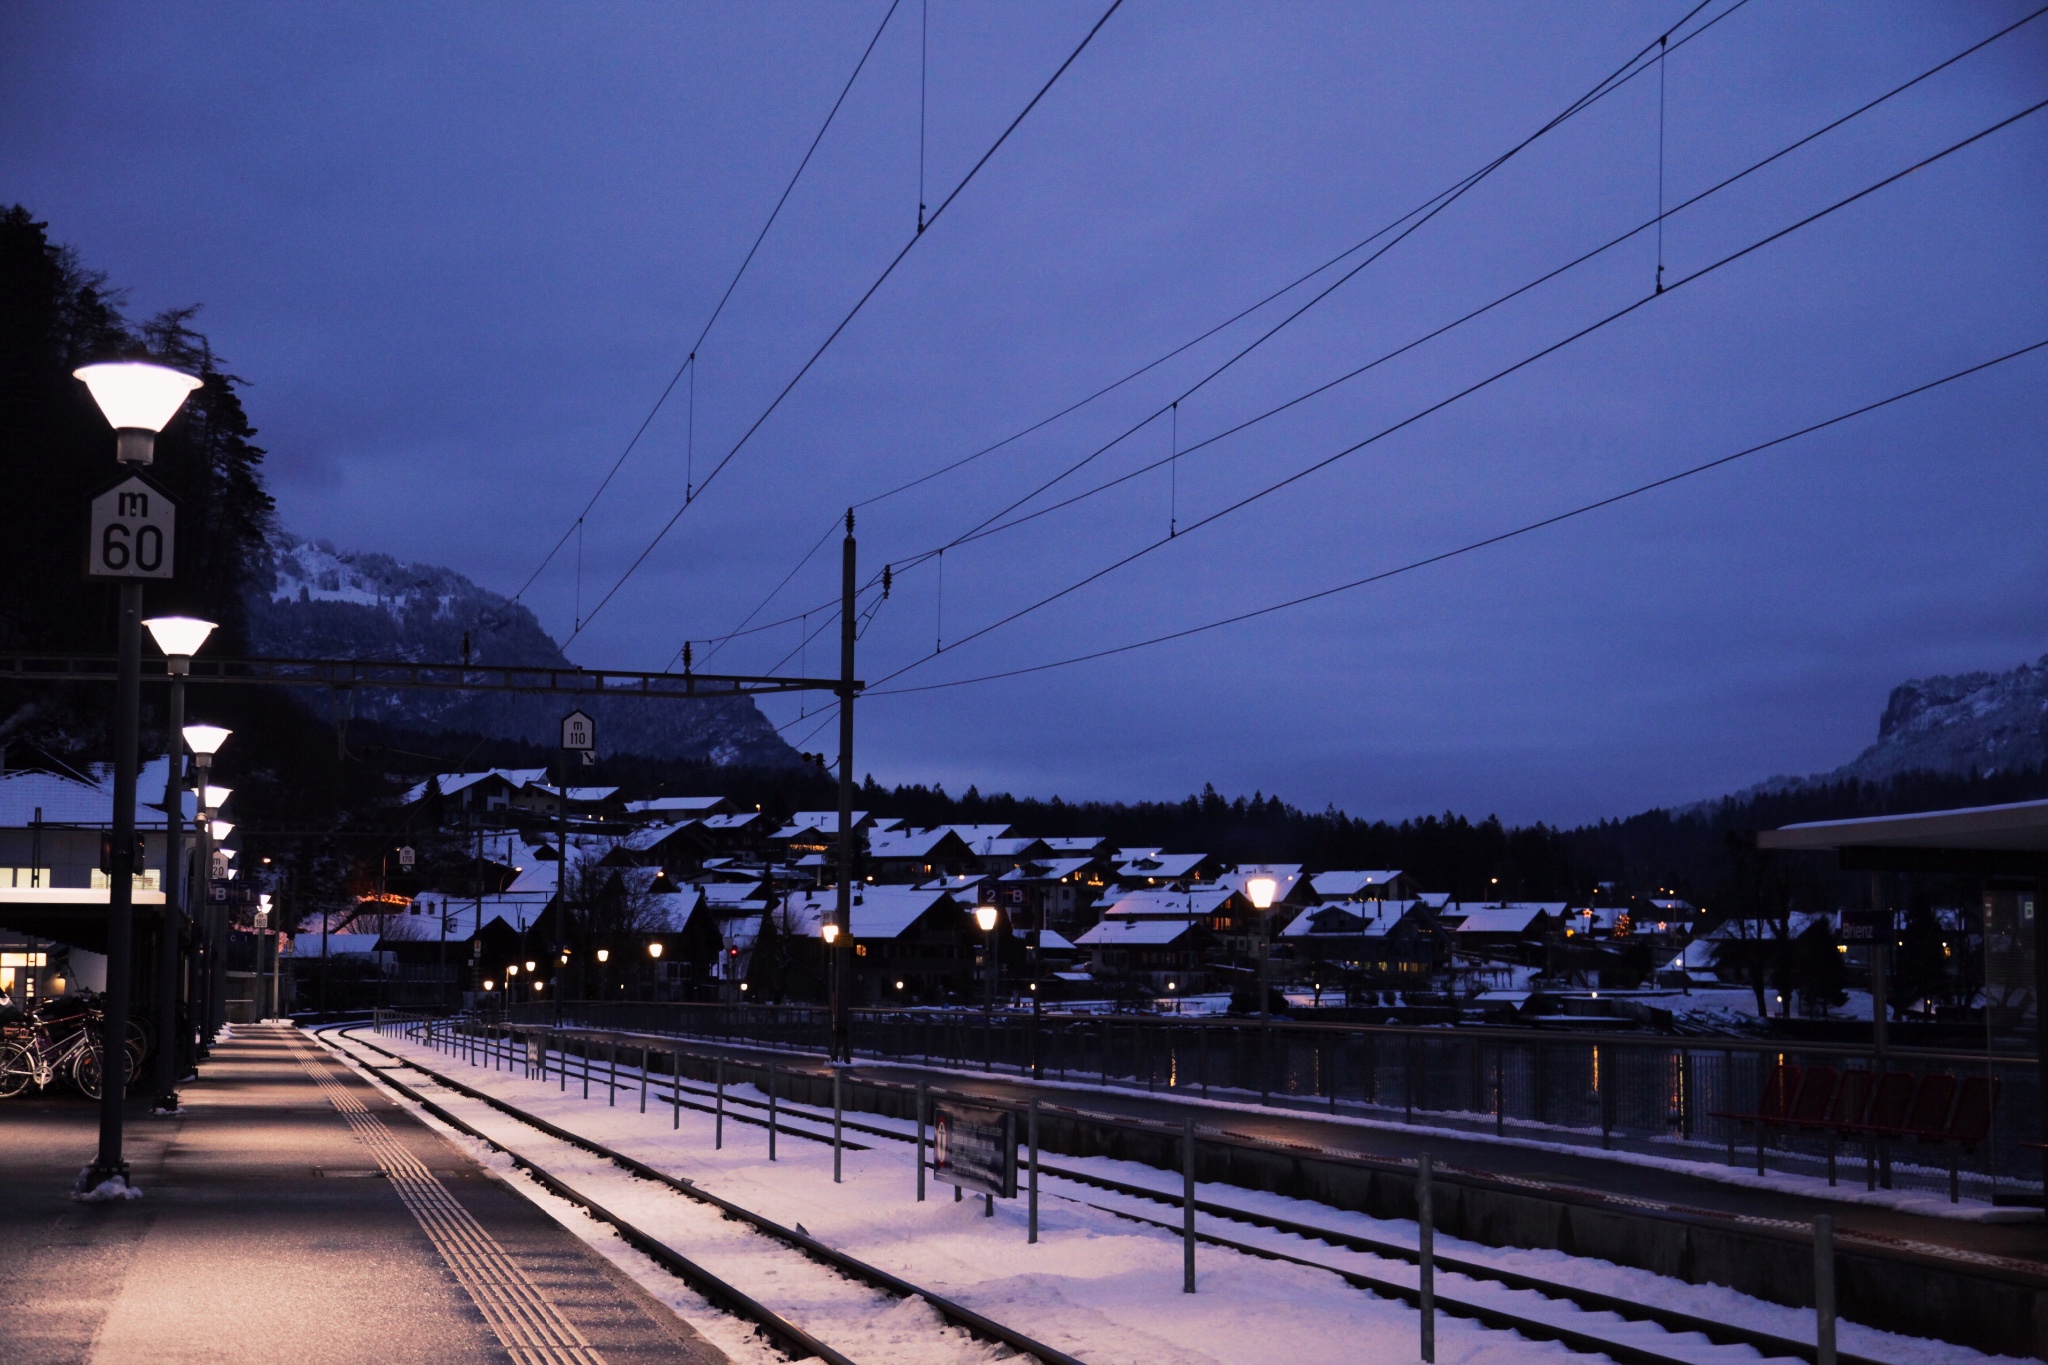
[6, 2, 2044, 823]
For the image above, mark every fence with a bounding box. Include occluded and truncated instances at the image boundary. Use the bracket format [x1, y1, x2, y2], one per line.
[496, 999, 2038, 1202]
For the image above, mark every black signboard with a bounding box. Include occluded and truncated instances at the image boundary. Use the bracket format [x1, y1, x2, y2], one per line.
[933, 1101, 1016, 1199]
[1841, 908, 1888, 943]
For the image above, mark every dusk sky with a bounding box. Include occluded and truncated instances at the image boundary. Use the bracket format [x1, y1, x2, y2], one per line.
[5, 2, 2043, 824]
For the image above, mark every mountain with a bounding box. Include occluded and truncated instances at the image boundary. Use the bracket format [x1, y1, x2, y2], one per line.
[1836, 655, 2048, 782]
[245, 532, 801, 769]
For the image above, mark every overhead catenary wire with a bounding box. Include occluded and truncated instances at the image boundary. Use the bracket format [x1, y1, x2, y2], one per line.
[504, 0, 907, 612]
[866, 95, 2048, 689]
[668, 0, 1747, 667]
[887, 4, 2048, 566]
[866, 337, 2048, 698]
[568, 0, 1128, 646]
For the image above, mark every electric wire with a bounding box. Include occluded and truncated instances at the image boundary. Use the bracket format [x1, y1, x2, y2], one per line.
[865, 95, 2048, 689]
[881, 4, 2048, 566]
[505, 0, 906, 611]
[694, 0, 1744, 669]
[866, 337, 2048, 697]
[567, 0, 1127, 645]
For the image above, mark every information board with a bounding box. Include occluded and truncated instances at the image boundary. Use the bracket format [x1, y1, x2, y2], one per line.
[933, 1101, 1016, 1199]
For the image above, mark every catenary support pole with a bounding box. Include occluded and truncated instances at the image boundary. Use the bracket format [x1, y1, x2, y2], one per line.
[832, 509, 857, 1063]
[1418, 1152, 1436, 1363]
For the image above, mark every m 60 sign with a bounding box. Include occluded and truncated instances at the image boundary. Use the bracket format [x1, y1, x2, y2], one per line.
[87, 474, 176, 580]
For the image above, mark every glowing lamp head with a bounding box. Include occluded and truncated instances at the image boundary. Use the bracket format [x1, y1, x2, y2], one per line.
[533, 980, 543, 992]
[595, 948, 609, 963]
[201, 784, 231, 813]
[1245, 875, 1278, 910]
[484, 980, 496, 991]
[821, 922, 840, 945]
[144, 616, 216, 663]
[974, 905, 999, 933]
[74, 361, 202, 462]
[525, 960, 537, 971]
[182, 723, 231, 758]
[507, 963, 519, 976]
[209, 820, 234, 841]
[647, 942, 663, 959]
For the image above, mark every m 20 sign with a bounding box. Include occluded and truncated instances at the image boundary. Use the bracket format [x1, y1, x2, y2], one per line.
[87, 475, 176, 580]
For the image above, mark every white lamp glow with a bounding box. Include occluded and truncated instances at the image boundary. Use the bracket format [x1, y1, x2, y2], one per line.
[595, 948, 609, 963]
[974, 905, 999, 933]
[143, 616, 216, 659]
[210, 820, 234, 841]
[1245, 875, 1278, 910]
[183, 723, 232, 756]
[647, 942, 664, 959]
[202, 785, 231, 812]
[821, 922, 840, 945]
[74, 362, 203, 433]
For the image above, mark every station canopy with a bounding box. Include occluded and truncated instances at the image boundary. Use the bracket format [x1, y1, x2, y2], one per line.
[1757, 796, 2048, 875]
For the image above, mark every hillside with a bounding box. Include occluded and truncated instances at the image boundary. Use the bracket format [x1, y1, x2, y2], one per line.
[246, 532, 801, 770]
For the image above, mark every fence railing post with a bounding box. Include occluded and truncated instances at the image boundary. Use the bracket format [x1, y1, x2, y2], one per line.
[916, 1081, 927, 1202]
[1183, 1117, 1197, 1294]
[1815, 1213, 1836, 1365]
[715, 1057, 725, 1149]
[1028, 1097, 1040, 1244]
[833, 1066, 844, 1184]
[768, 1061, 778, 1161]
[1418, 1151, 1435, 1363]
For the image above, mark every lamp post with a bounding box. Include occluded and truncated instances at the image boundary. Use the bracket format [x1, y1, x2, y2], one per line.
[183, 724, 230, 1049]
[647, 940, 663, 1003]
[975, 904, 999, 1015]
[1246, 873, 1279, 1104]
[72, 360, 200, 1195]
[142, 615, 214, 1112]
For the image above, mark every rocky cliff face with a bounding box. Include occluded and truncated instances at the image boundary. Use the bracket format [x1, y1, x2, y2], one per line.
[1835, 655, 2048, 781]
[245, 532, 800, 769]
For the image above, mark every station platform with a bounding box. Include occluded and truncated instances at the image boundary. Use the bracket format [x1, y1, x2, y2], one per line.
[0, 1026, 723, 1365]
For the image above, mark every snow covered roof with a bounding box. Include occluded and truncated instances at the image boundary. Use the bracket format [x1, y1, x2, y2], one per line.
[617, 820, 699, 852]
[401, 768, 549, 805]
[777, 885, 960, 939]
[994, 857, 1097, 883]
[285, 933, 382, 957]
[624, 795, 729, 816]
[912, 873, 986, 897]
[1309, 870, 1404, 897]
[1115, 851, 1208, 880]
[1040, 836, 1109, 854]
[1075, 917, 1199, 947]
[1442, 903, 1563, 935]
[1100, 887, 1232, 919]
[1039, 930, 1078, 952]
[869, 826, 967, 859]
[0, 758, 175, 828]
[775, 811, 868, 838]
[698, 812, 764, 831]
[1281, 899, 1419, 939]
[942, 824, 1016, 849]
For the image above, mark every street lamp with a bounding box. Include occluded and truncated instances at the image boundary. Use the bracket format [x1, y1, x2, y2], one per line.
[143, 615, 214, 1112]
[180, 720, 230, 1050]
[1245, 873, 1279, 1105]
[974, 904, 999, 1014]
[72, 359, 201, 1198]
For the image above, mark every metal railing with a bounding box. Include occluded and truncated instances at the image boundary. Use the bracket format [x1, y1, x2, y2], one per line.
[495, 1000, 2039, 1202]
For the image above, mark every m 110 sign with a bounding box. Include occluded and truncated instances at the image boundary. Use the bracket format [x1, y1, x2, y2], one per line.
[86, 474, 176, 580]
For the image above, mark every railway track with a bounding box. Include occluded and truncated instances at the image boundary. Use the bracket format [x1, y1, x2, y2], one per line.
[319, 1025, 1084, 1365]
[360, 1021, 1904, 1365]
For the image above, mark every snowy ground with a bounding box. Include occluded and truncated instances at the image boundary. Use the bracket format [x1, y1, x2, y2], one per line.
[320, 1026, 2024, 1365]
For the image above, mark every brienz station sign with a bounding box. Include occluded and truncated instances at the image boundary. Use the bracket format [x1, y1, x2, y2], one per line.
[86, 473, 176, 580]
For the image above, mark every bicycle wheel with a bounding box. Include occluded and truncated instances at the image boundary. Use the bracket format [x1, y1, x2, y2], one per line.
[126, 1017, 150, 1071]
[73, 1047, 104, 1101]
[0, 1041, 35, 1098]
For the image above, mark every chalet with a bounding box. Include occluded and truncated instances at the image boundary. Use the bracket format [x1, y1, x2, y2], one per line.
[1279, 898, 1448, 982]
[980, 856, 1105, 936]
[866, 826, 977, 882]
[694, 811, 770, 859]
[512, 783, 624, 821]
[767, 810, 875, 860]
[401, 769, 548, 822]
[774, 885, 971, 1003]
[622, 795, 735, 823]
[1438, 902, 1564, 964]
[1073, 915, 1213, 990]
[597, 819, 713, 874]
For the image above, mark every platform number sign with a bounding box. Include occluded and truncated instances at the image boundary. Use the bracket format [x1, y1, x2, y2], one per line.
[87, 474, 176, 579]
[561, 710, 595, 755]
[397, 845, 415, 870]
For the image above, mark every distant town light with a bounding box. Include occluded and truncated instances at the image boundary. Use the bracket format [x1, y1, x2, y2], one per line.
[143, 616, 216, 660]
[894, 980, 905, 990]
[74, 361, 202, 433]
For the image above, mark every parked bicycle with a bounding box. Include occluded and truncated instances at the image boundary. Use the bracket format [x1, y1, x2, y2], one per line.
[0, 996, 138, 1100]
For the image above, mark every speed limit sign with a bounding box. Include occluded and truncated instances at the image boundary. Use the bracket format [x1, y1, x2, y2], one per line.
[87, 474, 176, 580]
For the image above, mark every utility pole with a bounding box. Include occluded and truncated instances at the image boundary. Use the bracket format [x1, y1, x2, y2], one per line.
[832, 509, 857, 1063]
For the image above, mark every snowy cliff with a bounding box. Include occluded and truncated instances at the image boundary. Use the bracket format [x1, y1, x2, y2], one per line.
[245, 532, 799, 768]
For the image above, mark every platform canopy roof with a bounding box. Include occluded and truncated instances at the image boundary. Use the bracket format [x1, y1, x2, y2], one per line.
[1756, 797, 2048, 874]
